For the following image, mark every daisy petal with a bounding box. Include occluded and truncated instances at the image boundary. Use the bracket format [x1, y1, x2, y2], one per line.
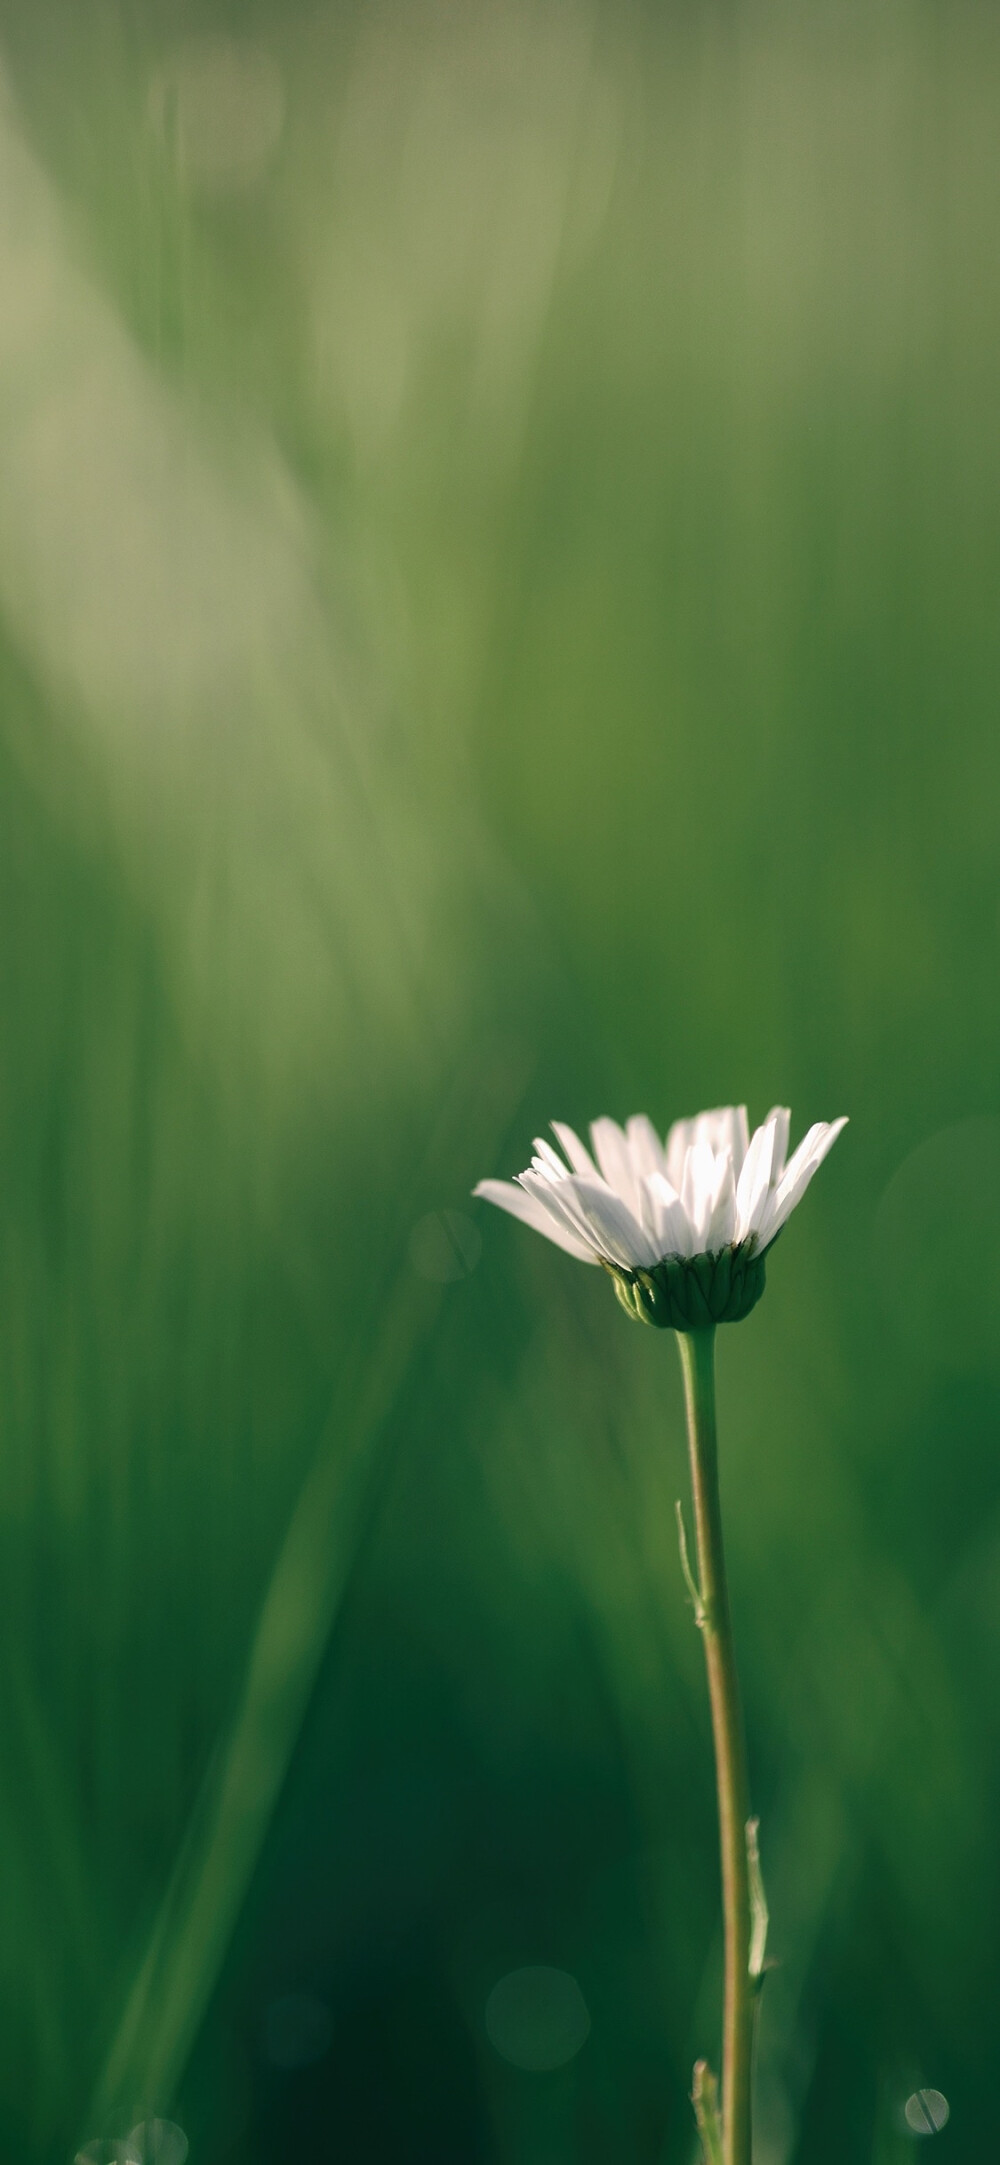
[526, 1170, 656, 1270]
[735, 1114, 778, 1242]
[762, 1106, 791, 1183]
[648, 1172, 695, 1258]
[625, 1113, 669, 1182]
[518, 1171, 606, 1256]
[704, 1152, 737, 1251]
[532, 1137, 570, 1179]
[473, 1179, 597, 1261]
[695, 1106, 749, 1175]
[758, 1117, 848, 1247]
[550, 1121, 599, 1179]
[666, 1116, 696, 1191]
[590, 1117, 642, 1216]
[670, 1106, 748, 1173]
[682, 1141, 721, 1244]
[776, 1118, 845, 1206]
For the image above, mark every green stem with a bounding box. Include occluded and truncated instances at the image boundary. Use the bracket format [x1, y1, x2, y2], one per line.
[677, 1327, 754, 2165]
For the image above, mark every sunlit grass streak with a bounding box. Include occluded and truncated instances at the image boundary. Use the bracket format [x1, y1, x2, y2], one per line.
[86, 1267, 442, 2137]
[677, 1329, 753, 2165]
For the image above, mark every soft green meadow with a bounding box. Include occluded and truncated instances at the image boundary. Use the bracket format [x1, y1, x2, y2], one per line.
[0, 2, 998, 2159]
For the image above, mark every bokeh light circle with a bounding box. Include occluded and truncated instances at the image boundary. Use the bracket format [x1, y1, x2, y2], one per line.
[74, 2146, 141, 2165]
[127, 2124, 188, 2165]
[904, 2088, 950, 2135]
[484, 1965, 591, 2071]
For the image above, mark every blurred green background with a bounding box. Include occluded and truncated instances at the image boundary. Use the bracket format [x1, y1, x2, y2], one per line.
[0, 1, 997, 2159]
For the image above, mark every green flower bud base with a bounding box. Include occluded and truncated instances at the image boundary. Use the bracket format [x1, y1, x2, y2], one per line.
[605, 1246, 767, 1330]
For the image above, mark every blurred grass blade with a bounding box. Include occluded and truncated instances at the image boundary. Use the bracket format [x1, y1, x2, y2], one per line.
[87, 1271, 439, 2132]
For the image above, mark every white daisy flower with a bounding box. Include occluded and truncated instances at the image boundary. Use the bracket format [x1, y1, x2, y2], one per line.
[474, 1105, 847, 1327]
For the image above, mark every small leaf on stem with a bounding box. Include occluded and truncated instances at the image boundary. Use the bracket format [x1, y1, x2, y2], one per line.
[692, 2060, 724, 2165]
[747, 1818, 769, 1988]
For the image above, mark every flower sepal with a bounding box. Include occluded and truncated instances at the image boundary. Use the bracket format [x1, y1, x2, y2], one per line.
[603, 1244, 768, 1331]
